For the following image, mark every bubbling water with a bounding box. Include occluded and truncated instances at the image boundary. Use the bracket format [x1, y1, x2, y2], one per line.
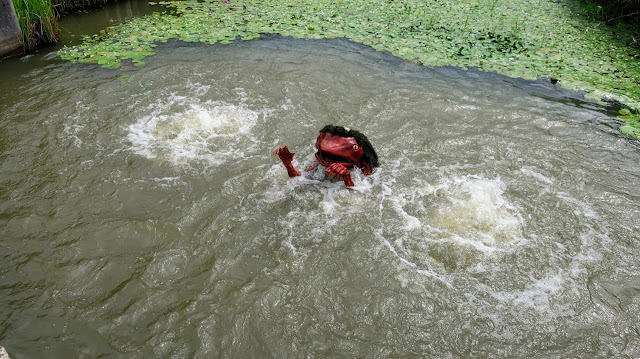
[428, 176, 523, 246]
[375, 172, 524, 271]
[127, 95, 263, 167]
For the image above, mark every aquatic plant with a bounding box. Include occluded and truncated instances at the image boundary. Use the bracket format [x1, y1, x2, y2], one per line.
[617, 108, 640, 137]
[58, 0, 640, 137]
[12, 0, 60, 49]
[10, 0, 123, 51]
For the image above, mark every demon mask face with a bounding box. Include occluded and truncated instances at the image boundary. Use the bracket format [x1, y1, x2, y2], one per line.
[314, 125, 378, 176]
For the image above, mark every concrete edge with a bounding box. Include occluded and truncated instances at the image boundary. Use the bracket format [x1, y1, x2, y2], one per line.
[0, 0, 24, 58]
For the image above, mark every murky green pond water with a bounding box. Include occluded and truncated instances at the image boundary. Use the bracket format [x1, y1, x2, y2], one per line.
[2, 7, 640, 358]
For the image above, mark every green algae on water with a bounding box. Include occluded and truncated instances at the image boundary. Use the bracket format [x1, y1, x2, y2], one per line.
[58, 0, 640, 135]
[617, 109, 640, 138]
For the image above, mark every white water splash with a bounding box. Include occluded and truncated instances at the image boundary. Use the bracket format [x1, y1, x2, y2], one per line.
[375, 173, 526, 272]
[128, 99, 262, 167]
[428, 175, 524, 246]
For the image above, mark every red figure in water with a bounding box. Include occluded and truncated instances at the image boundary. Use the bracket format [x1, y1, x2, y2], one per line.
[274, 125, 379, 187]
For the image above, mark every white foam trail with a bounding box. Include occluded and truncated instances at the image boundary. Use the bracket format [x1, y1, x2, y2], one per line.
[556, 192, 598, 219]
[520, 167, 554, 185]
[185, 81, 211, 96]
[375, 228, 454, 288]
[62, 124, 84, 147]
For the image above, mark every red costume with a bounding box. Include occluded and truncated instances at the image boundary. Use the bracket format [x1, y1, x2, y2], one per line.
[274, 125, 379, 187]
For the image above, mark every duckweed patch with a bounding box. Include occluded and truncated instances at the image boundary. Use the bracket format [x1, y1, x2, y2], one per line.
[58, 0, 640, 137]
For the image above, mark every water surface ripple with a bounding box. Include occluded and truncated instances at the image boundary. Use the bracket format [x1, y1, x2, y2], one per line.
[1, 38, 639, 358]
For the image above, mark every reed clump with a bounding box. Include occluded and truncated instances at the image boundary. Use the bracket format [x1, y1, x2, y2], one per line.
[11, 0, 112, 51]
[11, 0, 60, 50]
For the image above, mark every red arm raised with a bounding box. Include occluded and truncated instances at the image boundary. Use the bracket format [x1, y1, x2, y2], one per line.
[274, 146, 300, 177]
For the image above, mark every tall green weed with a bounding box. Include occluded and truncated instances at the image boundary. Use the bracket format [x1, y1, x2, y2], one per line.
[10, 0, 111, 51]
[11, 0, 59, 49]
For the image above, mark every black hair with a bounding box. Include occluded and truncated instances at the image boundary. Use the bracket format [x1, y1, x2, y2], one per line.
[319, 125, 379, 168]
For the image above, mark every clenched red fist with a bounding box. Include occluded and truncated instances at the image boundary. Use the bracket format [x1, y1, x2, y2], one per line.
[325, 163, 354, 187]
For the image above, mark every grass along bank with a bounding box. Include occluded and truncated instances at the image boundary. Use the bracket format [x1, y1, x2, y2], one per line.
[57, 0, 640, 135]
[12, 0, 59, 49]
[11, 0, 114, 50]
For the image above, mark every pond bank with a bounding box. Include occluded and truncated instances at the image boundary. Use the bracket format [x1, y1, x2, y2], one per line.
[10, 0, 59, 51]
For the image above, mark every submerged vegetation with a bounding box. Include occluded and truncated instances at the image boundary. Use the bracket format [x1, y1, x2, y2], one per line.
[56, 0, 640, 137]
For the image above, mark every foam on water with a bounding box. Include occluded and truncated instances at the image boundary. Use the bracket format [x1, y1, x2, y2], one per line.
[366, 162, 613, 325]
[428, 176, 524, 246]
[520, 167, 554, 185]
[257, 166, 531, 287]
[376, 173, 525, 272]
[127, 95, 262, 167]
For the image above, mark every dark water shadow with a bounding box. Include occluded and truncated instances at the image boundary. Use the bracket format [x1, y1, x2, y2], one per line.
[163, 34, 628, 118]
